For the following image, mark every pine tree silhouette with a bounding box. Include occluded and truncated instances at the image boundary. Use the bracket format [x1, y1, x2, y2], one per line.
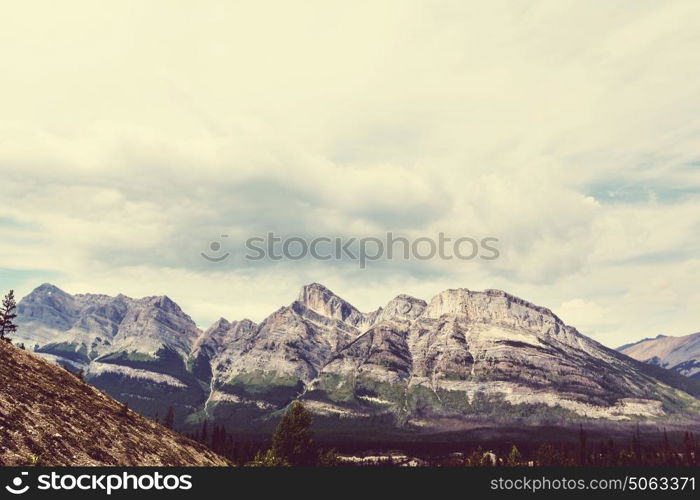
[0, 290, 18, 342]
[578, 424, 588, 465]
[163, 406, 175, 429]
[200, 420, 209, 445]
[272, 401, 314, 466]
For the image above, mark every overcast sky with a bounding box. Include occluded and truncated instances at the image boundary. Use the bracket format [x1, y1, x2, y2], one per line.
[1, 1, 699, 347]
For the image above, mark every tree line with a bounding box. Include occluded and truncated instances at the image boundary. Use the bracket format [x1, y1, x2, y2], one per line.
[161, 401, 339, 466]
[158, 401, 700, 467]
[354, 425, 700, 467]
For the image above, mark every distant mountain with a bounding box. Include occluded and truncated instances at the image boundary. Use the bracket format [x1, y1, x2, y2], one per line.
[16, 283, 205, 422]
[618, 332, 700, 380]
[616, 335, 667, 353]
[190, 318, 257, 386]
[0, 340, 228, 465]
[15, 282, 700, 436]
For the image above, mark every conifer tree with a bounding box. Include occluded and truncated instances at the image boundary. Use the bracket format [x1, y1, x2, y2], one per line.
[0, 290, 18, 342]
[506, 444, 521, 466]
[163, 406, 175, 429]
[250, 449, 288, 467]
[271, 401, 314, 466]
[578, 424, 588, 465]
[200, 420, 208, 445]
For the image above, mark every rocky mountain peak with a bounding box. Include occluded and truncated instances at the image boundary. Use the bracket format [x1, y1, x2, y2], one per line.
[32, 282, 69, 295]
[138, 295, 182, 313]
[423, 288, 563, 327]
[196, 318, 232, 344]
[296, 282, 363, 324]
[618, 331, 700, 379]
[422, 288, 470, 317]
[235, 318, 257, 331]
[378, 294, 427, 321]
[195, 318, 258, 351]
[214, 317, 231, 327]
[21, 283, 73, 305]
[111, 296, 200, 357]
[17, 283, 79, 331]
[190, 318, 258, 383]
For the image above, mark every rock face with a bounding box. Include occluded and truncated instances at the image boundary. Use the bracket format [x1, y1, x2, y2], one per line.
[16, 284, 127, 359]
[207, 284, 365, 413]
[0, 340, 228, 466]
[16, 284, 205, 422]
[190, 318, 257, 384]
[618, 332, 700, 380]
[302, 288, 699, 425]
[15, 282, 700, 434]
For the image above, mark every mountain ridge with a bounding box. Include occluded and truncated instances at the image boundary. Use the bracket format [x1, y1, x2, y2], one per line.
[618, 332, 700, 380]
[14, 282, 700, 435]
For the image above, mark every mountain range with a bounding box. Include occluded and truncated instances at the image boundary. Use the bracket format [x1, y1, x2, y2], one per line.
[618, 333, 700, 380]
[14, 282, 700, 436]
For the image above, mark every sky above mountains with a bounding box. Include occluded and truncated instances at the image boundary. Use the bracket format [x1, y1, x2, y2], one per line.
[1, 1, 699, 346]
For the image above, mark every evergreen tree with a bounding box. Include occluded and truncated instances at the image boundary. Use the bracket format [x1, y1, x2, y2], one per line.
[578, 424, 588, 465]
[211, 425, 218, 449]
[506, 444, 522, 466]
[0, 290, 18, 342]
[465, 446, 486, 466]
[607, 438, 617, 466]
[212, 425, 226, 454]
[632, 425, 642, 465]
[241, 441, 253, 465]
[163, 406, 175, 429]
[535, 443, 573, 466]
[683, 432, 697, 466]
[230, 441, 241, 465]
[317, 448, 341, 467]
[200, 420, 209, 445]
[271, 401, 314, 466]
[249, 449, 288, 467]
[221, 428, 228, 454]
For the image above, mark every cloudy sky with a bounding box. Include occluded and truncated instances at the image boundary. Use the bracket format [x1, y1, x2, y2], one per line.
[1, 1, 699, 347]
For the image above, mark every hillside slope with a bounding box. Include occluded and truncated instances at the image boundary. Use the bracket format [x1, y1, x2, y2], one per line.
[0, 341, 229, 466]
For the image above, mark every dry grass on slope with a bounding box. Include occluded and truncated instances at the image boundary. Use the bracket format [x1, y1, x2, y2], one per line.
[0, 341, 229, 466]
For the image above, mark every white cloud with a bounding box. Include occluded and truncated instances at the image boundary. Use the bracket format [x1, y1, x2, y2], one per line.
[1, 1, 699, 347]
